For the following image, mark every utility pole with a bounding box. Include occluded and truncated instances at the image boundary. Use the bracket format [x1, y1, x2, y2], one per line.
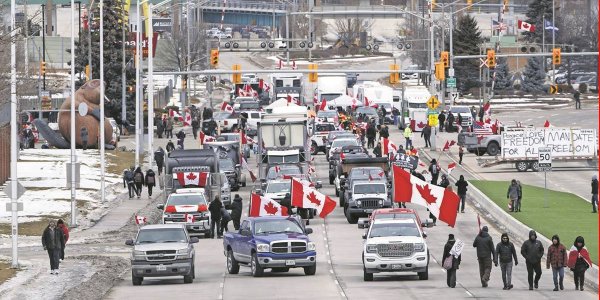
[135, 0, 141, 167]
[88, 0, 93, 79]
[100, 0, 106, 203]
[10, 0, 19, 269]
[41, 4, 46, 90]
[148, 3, 154, 168]
[69, 0, 77, 227]
[24, 0, 29, 77]
[121, 4, 127, 122]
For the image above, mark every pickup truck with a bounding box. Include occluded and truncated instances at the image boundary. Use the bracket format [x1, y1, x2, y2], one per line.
[158, 188, 211, 238]
[335, 157, 389, 203]
[223, 216, 317, 277]
[126, 224, 198, 285]
[362, 218, 429, 281]
[310, 122, 336, 155]
[344, 180, 392, 224]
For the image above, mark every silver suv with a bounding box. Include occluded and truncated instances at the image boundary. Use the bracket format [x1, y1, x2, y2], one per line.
[126, 224, 198, 285]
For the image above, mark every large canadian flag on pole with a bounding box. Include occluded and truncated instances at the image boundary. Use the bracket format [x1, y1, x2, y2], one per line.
[249, 193, 288, 216]
[392, 165, 460, 227]
[290, 178, 336, 218]
[381, 138, 398, 155]
[517, 20, 535, 32]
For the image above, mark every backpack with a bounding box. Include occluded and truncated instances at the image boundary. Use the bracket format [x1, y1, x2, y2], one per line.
[125, 171, 134, 183]
[134, 172, 143, 183]
[147, 176, 155, 185]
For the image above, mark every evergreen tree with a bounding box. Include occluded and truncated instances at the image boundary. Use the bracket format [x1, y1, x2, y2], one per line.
[71, 0, 136, 124]
[521, 57, 545, 93]
[523, 0, 558, 44]
[493, 57, 511, 90]
[452, 14, 483, 94]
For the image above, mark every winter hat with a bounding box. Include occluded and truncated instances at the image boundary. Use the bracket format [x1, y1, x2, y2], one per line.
[593, 175, 598, 180]
[482, 226, 489, 232]
[448, 234, 455, 242]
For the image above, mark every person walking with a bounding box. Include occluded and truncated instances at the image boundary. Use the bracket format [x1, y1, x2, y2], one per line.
[438, 111, 446, 132]
[42, 220, 65, 274]
[546, 234, 568, 291]
[507, 179, 520, 212]
[208, 196, 223, 238]
[442, 234, 462, 288]
[191, 118, 199, 140]
[379, 125, 389, 139]
[574, 90, 581, 109]
[166, 117, 174, 138]
[231, 194, 243, 230]
[154, 147, 165, 175]
[220, 207, 231, 233]
[123, 168, 135, 199]
[166, 140, 175, 153]
[403, 126, 413, 149]
[458, 146, 464, 165]
[455, 175, 468, 213]
[80, 127, 89, 150]
[567, 236, 591, 291]
[56, 219, 69, 261]
[495, 233, 518, 290]
[156, 118, 164, 138]
[521, 230, 545, 290]
[145, 169, 156, 197]
[421, 124, 432, 148]
[428, 159, 440, 185]
[176, 129, 186, 150]
[366, 123, 376, 149]
[446, 113, 455, 132]
[591, 175, 598, 213]
[133, 166, 145, 198]
[473, 226, 496, 287]
[516, 180, 523, 212]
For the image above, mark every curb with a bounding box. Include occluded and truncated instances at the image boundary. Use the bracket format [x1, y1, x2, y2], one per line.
[419, 149, 599, 292]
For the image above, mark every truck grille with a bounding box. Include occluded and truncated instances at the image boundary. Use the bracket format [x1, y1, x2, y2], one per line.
[360, 198, 382, 209]
[270, 241, 307, 253]
[146, 250, 177, 261]
[377, 243, 414, 258]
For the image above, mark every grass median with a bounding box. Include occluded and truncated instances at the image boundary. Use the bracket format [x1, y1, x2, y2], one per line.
[470, 180, 598, 264]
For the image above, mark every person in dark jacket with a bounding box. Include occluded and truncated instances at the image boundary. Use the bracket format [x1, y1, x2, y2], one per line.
[166, 140, 175, 153]
[133, 166, 145, 198]
[123, 168, 135, 199]
[443, 234, 461, 288]
[144, 169, 156, 197]
[455, 175, 468, 213]
[421, 125, 432, 148]
[495, 233, 518, 290]
[373, 142, 382, 158]
[42, 220, 65, 274]
[231, 194, 243, 230]
[80, 127, 89, 150]
[438, 111, 446, 132]
[366, 124, 376, 149]
[591, 175, 598, 213]
[507, 179, 520, 212]
[56, 219, 69, 261]
[191, 119, 200, 140]
[473, 226, 496, 287]
[521, 230, 545, 290]
[428, 159, 440, 185]
[567, 236, 591, 291]
[439, 174, 450, 188]
[176, 130, 186, 150]
[208, 196, 223, 238]
[220, 207, 231, 233]
[546, 234, 568, 291]
[446, 113, 455, 132]
[574, 90, 581, 109]
[154, 147, 165, 175]
[379, 125, 389, 139]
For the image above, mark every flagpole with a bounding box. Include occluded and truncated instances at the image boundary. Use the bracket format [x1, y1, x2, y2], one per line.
[542, 16, 545, 71]
[551, 0, 556, 101]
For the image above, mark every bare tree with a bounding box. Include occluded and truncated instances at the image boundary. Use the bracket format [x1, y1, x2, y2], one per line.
[334, 18, 374, 38]
[155, 24, 208, 73]
[290, 3, 324, 41]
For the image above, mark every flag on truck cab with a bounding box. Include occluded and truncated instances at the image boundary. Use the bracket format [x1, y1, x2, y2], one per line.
[250, 193, 288, 216]
[177, 172, 209, 187]
[392, 165, 460, 227]
[135, 215, 147, 225]
[473, 121, 493, 135]
[199, 131, 215, 145]
[221, 102, 234, 113]
[483, 101, 491, 116]
[319, 99, 327, 111]
[185, 213, 195, 223]
[290, 178, 336, 218]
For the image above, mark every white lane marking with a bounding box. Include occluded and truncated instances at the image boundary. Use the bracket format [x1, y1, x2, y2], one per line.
[218, 295, 223, 300]
[340, 292, 346, 298]
[465, 291, 473, 297]
[220, 283, 224, 288]
[525, 118, 532, 122]
[330, 269, 334, 274]
[325, 244, 329, 248]
[327, 251, 330, 256]
[328, 259, 331, 264]
[551, 113, 559, 117]
[334, 279, 339, 285]
[323, 237, 327, 241]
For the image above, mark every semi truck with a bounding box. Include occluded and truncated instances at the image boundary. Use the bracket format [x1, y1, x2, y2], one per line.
[203, 140, 246, 191]
[396, 87, 431, 132]
[316, 73, 347, 105]
[270, 73, 304, 105]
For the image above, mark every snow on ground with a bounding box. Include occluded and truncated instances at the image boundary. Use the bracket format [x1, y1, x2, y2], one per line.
[0, 149, 122, 224]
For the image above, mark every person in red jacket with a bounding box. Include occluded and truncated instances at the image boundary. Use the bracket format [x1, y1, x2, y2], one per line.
[546, 235, 568, 291]
[567, 236, 592, 291]
[56, 219, 69, 260]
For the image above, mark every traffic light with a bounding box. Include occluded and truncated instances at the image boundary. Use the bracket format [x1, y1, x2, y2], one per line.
[552, 48, 561, 65]
[85, 65, 90, 81]
[232, 64, 242, 84]
[40, 61, 46, 75]
[181, 79, 187, 90]
[308, 63, 318, 83]
[441, 51, 449, 68]
[434, 62, 445, 81]
[389, 64, 400, 84]
[486, 49, 496, 68]
[467, 0, 472, 10]
[210, 49, 219, 67]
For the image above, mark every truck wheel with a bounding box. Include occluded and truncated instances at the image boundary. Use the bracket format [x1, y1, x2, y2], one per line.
[227, 250, 240, 274]
[183, 263, 195, 283]
[250, 253, 264, 277]
[486, 142, 500, 156]
[363, 267, 373, 281]
[515, 161, 528, 172]
[311, 141, 318, 155]
[418, 267, 429, 280]
[344, 205, 358, 224]
[304, 264, 316, 275]
[131, 272, 143, 286]
[530, 161, 540, 172]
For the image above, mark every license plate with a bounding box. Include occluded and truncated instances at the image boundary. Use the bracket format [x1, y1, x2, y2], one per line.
[364, 209, 373, 214]
[391, 264, 403, 270]
[156, 265, 167, 271]
[285, 260, 296, 266]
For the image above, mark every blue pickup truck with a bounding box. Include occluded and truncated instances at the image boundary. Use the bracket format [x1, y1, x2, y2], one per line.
[223, 216, 317, 277]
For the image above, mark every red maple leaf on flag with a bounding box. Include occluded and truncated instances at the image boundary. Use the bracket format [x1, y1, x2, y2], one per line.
[477, 135, 485, 143]
[378, 171, 385, 177]
[307, 191, 321, 206]
[449, 140, 456, 147]
[417, 121, 426, 129]
[186, 172, 197, 180]
[264, 202, 279, 215]
[416, 184, 437, 205]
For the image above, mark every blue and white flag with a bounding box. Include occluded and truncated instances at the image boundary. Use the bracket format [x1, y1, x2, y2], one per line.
[544, 20, 559, 31]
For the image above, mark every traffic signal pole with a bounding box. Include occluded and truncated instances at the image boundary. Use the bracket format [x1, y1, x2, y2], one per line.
[41, 4, 46, 90]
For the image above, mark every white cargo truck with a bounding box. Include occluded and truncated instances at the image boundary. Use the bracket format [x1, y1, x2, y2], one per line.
[316, 73, 347, 105]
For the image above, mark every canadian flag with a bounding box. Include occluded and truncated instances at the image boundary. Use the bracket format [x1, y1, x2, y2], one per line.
[264, 83, 271, 92]
[319, 99, 327, 111]
[241, 156, 257, 182]
[392, 165, 460, 227]
[340, 152, 346, 160]
[135, 215, 147, 225]
[382, 138, 398, 155]
[185, 213, 195, 223]
[290, 178, 336, 218]
[199, 132, 215, 145]
[274, 165, 281, 173]
[313, 95, 318, 104]
[543, 120, 552, 127]
[169, 109, 184, 121]
[483, 102, 491, 116]
[221, 102, 234, 113]
[250, 193, 288, 216]
[442, 141, 450, 151]
[177, 172, 209, 187]
[364, 96, 371, 107]
[517, 20, 535, 32]
[240, 131, 248, 145]
[448, 162, 457, 175]
[259, 79, 264, 90]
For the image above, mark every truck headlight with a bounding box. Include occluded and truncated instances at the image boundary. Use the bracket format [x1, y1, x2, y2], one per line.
[256, 244, 270, 253]
[132, 250, 145, 260]
[366, 244, 377, 253]
[414, 243, 425, 252]
[307, 242, 316, 251]
[378, 199, 383, 205]
[177, 248, 189, 256]
[356, 200, 362, 207]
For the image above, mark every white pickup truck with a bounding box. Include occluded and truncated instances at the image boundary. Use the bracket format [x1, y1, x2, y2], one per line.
[310, 122, 336, 155]
[362, 218, 429, 281]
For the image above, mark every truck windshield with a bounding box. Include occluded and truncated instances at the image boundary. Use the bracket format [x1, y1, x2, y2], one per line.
[219, 158, 235, 171]
[408, 102, 428, 109]
[331, 139, 359, 148]
[349, 168, 384, 178]
[267, 166, 301, 179]
[354, 183, 386, 194]
[369, 222, 420, 238]
[266, 182, 291, 193]
[268, 155, 299, 164]
[355, 107, 377, 116]
[315, 124, 335, 132]
[254, 219, 303, 235]
[136, 228, 187, 244]
[317, 111, 337, 118]
[168, 194, 207, 206]
[240, 102, 260, 110]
